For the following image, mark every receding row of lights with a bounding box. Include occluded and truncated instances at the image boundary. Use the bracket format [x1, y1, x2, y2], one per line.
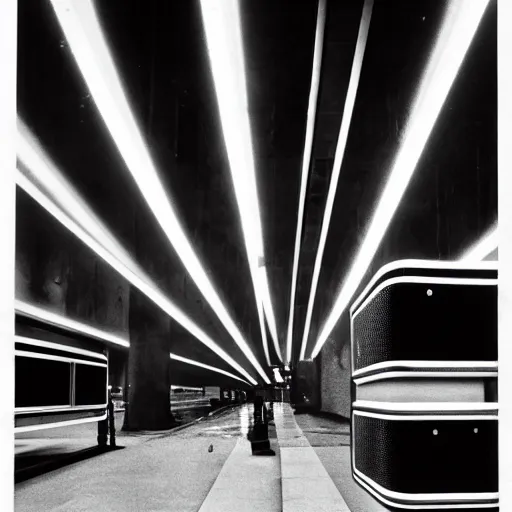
[284, 0, 496, 363]
[15, 300, 250, 386]
[18, 0, 497, 379]
[17, 121, 259, 386]
[17, 0, 292, 386]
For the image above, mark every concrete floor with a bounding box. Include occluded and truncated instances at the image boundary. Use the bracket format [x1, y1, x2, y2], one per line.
[15, 407, 250, 512]
[293, 413, 389, 512]
[15, 406, 497, 512]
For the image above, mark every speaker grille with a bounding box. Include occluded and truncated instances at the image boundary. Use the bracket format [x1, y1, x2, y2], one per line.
[352, 282, 497, 372]
[353, 414, 498, 494]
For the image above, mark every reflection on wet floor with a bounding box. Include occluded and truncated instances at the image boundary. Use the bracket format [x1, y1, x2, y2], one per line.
[193, 404, 253, 438]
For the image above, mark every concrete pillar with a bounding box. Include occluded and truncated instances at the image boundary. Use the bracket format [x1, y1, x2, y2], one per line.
[122, 286, 174, 431]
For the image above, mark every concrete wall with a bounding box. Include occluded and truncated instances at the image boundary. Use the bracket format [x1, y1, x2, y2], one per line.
[319, 317, 352, 418]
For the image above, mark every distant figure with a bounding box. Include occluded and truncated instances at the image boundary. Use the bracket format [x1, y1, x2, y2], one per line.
[208, 444, 213, 453]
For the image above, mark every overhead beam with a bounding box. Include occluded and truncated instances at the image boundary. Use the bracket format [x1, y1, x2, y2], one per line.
[300, 0, 374, 361]
[460, 222, 498, 261]
[15, 300, 250, 386]
[48, 0, 270, 383]
[170, 354, 251, 386]
[285, 0, 327, 365]
[17, 120, 259, 385]
[200, 0, 282, 364]
[310, 0, 491, 360]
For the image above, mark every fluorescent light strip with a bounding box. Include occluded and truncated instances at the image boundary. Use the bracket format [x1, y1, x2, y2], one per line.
[257, 298, 271, 366]
[171, 385, 203, 391]
[48, 0, 269, 384]
[258, 266, 280, 359]
[200, 0, 282, 363]
[311, 0, 491, 360]
[170, 353, 251, 386]
[16, 300, 129, 348]
[15, 414, 107, 433]
[273, 368, 284, 383]
[15, 350, 107, 367]
[15, 297, 251, 388]
[16, 124, 258, 385]
[460, 222, 498, 261]
[14, 335, 109, 360]
[299, 0, 374, 361]
[285, 0, 327, 365]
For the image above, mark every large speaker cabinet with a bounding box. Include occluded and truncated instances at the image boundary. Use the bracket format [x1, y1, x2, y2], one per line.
[350, 260, 498, 510]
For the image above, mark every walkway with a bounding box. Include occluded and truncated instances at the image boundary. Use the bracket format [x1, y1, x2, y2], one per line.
[15, 403, 393, 512]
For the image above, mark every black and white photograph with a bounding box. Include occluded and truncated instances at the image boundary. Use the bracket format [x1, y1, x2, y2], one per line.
[1, 0, 511, 510]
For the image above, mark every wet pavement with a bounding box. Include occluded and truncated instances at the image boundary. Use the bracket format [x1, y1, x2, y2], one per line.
[14, 405, 238, 476]
[15, 405, 254, 512]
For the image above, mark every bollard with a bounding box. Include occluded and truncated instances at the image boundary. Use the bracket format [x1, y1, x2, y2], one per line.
[251, 396, 274, 456]
[108, 395, 116, 447]
[97, 414, 108, 447]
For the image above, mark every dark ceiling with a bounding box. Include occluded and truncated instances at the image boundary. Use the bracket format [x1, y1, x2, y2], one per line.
[16, 0, 497, 385]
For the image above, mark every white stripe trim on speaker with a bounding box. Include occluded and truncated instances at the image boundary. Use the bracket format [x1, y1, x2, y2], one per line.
[15, 336, 107, 361]
[353, 409, 498, 421]
[354, 400, 498, 413]
[15, 404, 107, 415]
[350, 259, 497, 316]
[352, 471, 498, 509]
[15, 413, 107, 433]
[15, 350, 108, 368]
[352, 276, 497, 320]
[352, 360, 498, 378]
[354, 370, 497, 386]
[349, 414, 498, 508]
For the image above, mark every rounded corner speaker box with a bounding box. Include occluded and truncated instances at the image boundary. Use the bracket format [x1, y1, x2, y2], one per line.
[349, 259, 498, 510]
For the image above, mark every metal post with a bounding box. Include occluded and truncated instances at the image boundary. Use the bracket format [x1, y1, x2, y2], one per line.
[97, 414, 108, 447]
[108, 391, 116, 447]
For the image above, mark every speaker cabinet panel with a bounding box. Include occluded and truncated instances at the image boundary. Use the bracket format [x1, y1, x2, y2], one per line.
[350, 261, 498, 509]
[352, 281, 497, 373]
[353, 413, 498, 495]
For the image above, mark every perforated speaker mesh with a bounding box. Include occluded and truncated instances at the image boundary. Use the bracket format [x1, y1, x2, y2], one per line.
[352, 282, 497, 372]
[353, 414, 498, 495]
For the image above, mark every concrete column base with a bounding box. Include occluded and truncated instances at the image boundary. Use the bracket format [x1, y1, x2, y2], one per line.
[122, 287, 174, 431]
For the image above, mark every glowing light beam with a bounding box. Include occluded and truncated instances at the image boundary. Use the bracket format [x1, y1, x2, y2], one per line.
[460, 222, 498, 261]
[300, 0, 374, 361]
[48, 0, 270, 383]
[310, 0, 491, 360]
[14, 300, 250, 386]
[170, 353, 251, 386]
[200, 0, 282, 363]
[17, 119, 259, 386]
[285, 0, 327, 366]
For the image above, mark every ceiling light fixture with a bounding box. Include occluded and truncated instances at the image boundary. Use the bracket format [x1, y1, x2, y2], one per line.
[16, 300, 129, 348]
[170, 353, 250, 386]
[285, 0, 327, 366]
[48, 0, 269, 383]
[310, 0, 491, 360]
[200, 0, 282, 363]
[300, 0, 374, 361]
[17, 120, 259, 385]
[273, 367, 284, 383]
